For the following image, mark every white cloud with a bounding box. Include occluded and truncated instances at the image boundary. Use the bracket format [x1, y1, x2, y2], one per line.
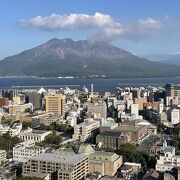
[138, 18, 161, 28]
[20, 12, 122, 30]
[20, 12, 163, 42]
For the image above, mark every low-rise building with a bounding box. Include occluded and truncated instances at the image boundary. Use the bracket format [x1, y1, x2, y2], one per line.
[23, 152, 89, 180]
[32, 113, 62, 126]
[96, 131, 130, 150]
[13, 140, 47, 162]
[78, 144, 122, 177]
[96, 122, 148, 149]
[89, 151, 122, 177]
[8, 103, 33, 115]
[18, 128, 51, 142]
[156, 141, 180, 172]
[9, 122, 22, 136]
[73, 118, 100, 142]
[120, 162, 141, 179]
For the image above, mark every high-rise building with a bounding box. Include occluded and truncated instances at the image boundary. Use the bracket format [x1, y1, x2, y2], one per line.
[165, 83, 180, 98]
[45, 94, 66, 116]
[130, 104, 139, 117]
[27, 93, 42, 110]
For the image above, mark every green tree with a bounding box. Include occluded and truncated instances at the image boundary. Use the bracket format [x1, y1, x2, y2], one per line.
[115, 143, 150, 164]
[172, 135, 180, 150]
[22, 121, 33, 130]
[43, 131, 62, 145]
[0, 133, 22, 151]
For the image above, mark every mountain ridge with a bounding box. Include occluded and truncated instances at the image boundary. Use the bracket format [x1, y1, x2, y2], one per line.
[0, 38, 180, 77]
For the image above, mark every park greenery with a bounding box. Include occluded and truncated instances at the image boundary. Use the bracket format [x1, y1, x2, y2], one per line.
[115, 143, 156, 170]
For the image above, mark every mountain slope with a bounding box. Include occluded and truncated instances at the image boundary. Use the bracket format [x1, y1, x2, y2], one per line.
[0, 38, 180, 77]
[141, 54, 180, 66]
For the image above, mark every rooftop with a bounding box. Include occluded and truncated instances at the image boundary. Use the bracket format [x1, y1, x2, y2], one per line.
[30, 152, 88, 165]
[90, 151, 120, 162]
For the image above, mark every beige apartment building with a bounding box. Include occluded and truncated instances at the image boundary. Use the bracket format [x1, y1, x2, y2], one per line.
[45, 95, 66, 116]
[22, 152, 89, 180]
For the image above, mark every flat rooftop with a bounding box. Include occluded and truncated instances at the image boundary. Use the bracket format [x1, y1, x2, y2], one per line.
[30, 152, 88, 165]
[114, 125, 146, 132]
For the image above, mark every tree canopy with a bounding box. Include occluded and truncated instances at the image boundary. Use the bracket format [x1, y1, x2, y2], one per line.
[0, 133, 22, 151]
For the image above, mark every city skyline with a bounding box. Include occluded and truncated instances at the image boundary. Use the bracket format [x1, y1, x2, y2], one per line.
[1, 0, 180, 59]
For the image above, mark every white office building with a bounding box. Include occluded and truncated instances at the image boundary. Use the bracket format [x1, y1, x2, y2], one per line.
[73, 118, 100, 142]
[170, 109, 180, 125]
[130, 104, 139, 118]
[13, 140, 47, 162]
[18, 128, 51, 142]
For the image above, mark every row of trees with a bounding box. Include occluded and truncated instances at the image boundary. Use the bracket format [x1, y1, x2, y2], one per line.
[36, 122, 73, 134]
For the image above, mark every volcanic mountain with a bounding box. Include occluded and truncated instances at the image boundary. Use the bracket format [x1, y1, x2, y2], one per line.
[0, 38, 179, 77]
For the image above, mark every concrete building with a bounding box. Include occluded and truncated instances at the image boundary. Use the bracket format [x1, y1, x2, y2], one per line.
[156, 141, 180, 172]
[89, 151, 122, 177]
[73, 118, 100, 142]
[45, 94, 66, 116]
[96, 130, 130, 150]
[0, 122, 22, 136]
[134, 98, 147, 111]
[121, 162, 141, 179]
[27, 92, 42, 110]
[103, 123, 147, 142]
[22, 152, 89, 180]
[165, 83, 180, 98]
[0, 150, 6, 165]
[130, 104, 139, 117]
[9, 122, 22, 136]
[0, 97, 9, 108]
[13, 140, 47, 162]
[77, 144, 122, 177]
[87, 102, 107, 119]
[8, 103, 33, 115]
[169, 109, 180, 125]
[18, 128, 51, 142]
[32, 113, 61, 126]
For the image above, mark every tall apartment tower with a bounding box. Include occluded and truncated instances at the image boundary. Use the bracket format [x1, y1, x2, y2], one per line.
[45, 94, 66, 116]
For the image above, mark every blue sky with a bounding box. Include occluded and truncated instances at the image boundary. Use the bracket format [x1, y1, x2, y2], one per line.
[1, 0, 180, 59]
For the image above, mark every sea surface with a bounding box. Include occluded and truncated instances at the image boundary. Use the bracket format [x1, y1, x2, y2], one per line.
[1, 77, 180, 94]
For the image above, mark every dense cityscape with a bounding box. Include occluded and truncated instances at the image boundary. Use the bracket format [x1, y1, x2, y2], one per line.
[0, 83, 179, 179]
[2, 1, 180, 180]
